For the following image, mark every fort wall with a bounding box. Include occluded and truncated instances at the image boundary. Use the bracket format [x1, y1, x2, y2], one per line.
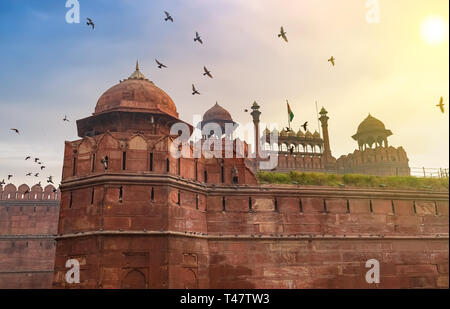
[0, 184, 60, 289]
[52, 180, 448, 289]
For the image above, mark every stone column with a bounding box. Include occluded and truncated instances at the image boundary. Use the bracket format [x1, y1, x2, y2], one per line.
[250, 101, 261, 171]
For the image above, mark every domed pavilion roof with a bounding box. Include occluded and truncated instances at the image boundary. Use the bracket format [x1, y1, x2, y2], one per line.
[94, 61, 178, 119]
[352, 114, 392, 142]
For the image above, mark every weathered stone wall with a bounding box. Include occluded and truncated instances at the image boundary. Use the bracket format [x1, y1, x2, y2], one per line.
[337, 146, 410, 176]
[52, 181, 449, 289]
[0, 184, 60, 289]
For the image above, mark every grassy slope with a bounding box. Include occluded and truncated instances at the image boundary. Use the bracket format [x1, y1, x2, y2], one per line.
[257, 171, 449, 191]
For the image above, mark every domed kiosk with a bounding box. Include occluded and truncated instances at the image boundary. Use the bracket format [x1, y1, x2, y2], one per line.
[77, 62, 190, 137]
[199, 102, 237, 138]
[352, 114, 393, 150]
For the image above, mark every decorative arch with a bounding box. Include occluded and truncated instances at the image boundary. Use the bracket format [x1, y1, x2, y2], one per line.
[128, 134, 148, 150]
[121, 269, 147, 289]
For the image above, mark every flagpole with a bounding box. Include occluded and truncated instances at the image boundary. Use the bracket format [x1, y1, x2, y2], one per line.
[315, 100, 321, 136]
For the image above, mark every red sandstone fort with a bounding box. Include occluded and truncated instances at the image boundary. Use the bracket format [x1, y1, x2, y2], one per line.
[0, 64, 448, 289]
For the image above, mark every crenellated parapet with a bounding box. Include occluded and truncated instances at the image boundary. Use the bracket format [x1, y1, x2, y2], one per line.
[0, 183, 60, 201]
[337, 146, 410, 176]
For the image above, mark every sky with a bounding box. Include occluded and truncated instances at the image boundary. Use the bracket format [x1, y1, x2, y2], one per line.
[0, 0, 448, 186]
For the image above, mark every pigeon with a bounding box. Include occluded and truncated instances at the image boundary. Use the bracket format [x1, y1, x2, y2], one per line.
[26, 173, 32, 176]
[34, 173, 39, 177]
[40, 166, 46, 170]
[155, 59, 167, 69]
[101, 157, 108, 169]
[37, 181, 41, 187]
[8, 175, 13, 180]
[63, 115, 69, 122]
[203, 66, 213, 78]
[0, 179, 5, 185]
[437, 96, 445, 113]
[24, 189, 30, 194]
[328, 56, 335, 66]
[301, 122, 308, 131]
[25, 156, 31, 160]
[86, 18, 94, 30]
[278, 26, 288, 42]
[164, 11, 173, 22]
[52, 188, 57, 193]
[192, 84, 200, 95]
[10, 128, 19, 134]
[47, 176, 54, 184]
[289, 146, 294, 155]
[194, 32, 203, 44]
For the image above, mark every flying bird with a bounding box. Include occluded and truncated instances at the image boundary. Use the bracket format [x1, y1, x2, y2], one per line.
[86, 18, 95, 30]
[10, 128, 19, 134]
[285, 127, 291, 132]
[63, 115, 69, 122]
[0, 179, 5, 185]
[203, 66, 213, 78]
[34, 158, 39, 163]
[192, 84, 200, 95]
[52, 188, 58, 193]
[7, 175, 13, 180]
[328, 56, 335, 66]
[194, 32, 203, 44]
[47, 176, 54, 184]
[164, 11, 173, 22]
[437, 96, 445, 113]
[244, 109, 248, 112]
[26, 173, 32, 176]
[24, 189, 30, 195]
[40, 166, 46, 170]
[155, 59, 167, 69]
[25, 156, 31, 160]
[301, 121, 308, 131]
[34, 173, 39, 177]
[278, 26, 288, 42]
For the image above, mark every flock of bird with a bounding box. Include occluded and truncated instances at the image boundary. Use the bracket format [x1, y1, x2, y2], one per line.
[3, 115, 69, 188]
[1, 10, 446, 188]
[82, 12, 446, 115]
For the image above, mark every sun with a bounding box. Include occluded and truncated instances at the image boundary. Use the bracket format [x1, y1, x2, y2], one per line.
[420, 16, 449, 45]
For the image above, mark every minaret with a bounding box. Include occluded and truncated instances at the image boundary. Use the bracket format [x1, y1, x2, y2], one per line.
[319, 107, 336, 170]
[250, 101, 261, 170]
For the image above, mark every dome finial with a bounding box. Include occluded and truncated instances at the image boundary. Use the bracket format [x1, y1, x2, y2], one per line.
[128, 60, 147, 80]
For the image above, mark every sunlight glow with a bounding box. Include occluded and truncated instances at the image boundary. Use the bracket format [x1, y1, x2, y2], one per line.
[421, 16, 449, 45]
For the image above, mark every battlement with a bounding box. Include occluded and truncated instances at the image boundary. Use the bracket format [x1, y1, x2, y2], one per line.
[337, 146, 410, 176]
[0, 183, 60, 201]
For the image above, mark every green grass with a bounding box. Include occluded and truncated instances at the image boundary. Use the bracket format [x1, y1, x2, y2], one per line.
[257, 171, 449, 191]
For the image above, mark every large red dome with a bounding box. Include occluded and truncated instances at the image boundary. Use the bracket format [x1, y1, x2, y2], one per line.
[94, 63, 178, 119]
